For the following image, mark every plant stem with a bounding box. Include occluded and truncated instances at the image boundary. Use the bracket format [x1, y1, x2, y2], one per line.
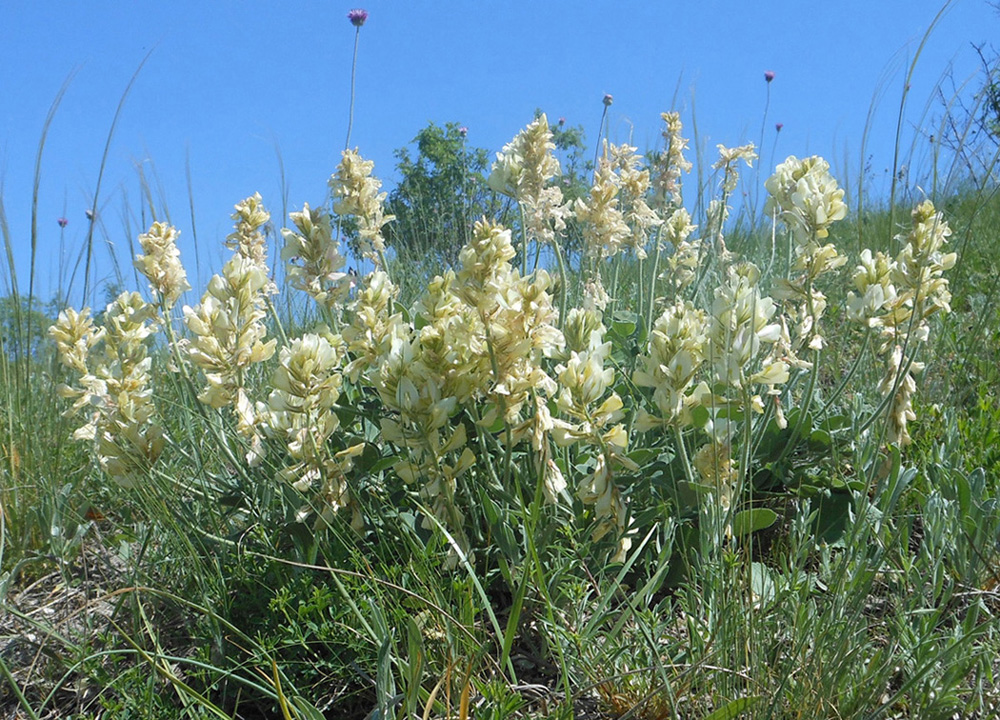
[344, 27, 361, 151]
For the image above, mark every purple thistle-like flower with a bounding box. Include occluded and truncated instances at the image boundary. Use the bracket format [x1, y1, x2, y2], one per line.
[458, 126, 468, 137]
[558, 117, 566, 126]
[764, 70, 775, 83]
[603, 93, 614, 107]
[57, 217, 68, 228]
[347, 8, 368, 27]
[775, 122, 783, 132]
[85, 209, 95, 221]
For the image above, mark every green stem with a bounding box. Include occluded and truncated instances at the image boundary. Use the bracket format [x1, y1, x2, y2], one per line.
[816, 327, 872, 418]
[344, 27, 361, 151]
[647, 226, 663, 338]
[551, 238, 569, 329]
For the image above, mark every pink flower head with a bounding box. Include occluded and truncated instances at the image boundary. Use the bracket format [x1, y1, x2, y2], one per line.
[603, 93, 613, 107]
[458, 126, 468, 137]
[764, 70, 775, 83]
[85, 209, 95, 221]
[347, 8, 368, 27]
[558, 117, 566, 126]
[775, 122, 783, 132]
[57, 217, 68, 228]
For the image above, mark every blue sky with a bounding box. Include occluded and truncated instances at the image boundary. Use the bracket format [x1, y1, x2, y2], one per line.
[1, 1, 997, 305]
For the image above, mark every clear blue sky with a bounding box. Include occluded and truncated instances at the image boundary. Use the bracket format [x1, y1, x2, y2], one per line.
[1, 1, 997, 305]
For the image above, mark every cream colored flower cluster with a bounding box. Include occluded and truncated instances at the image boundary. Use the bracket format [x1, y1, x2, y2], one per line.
[550, 318, 636, 561]
[606, 143, 661, 260]
[50, 293, 163, 485]
[764, 156, 847, 243]
[487, 114, 569, 248]
[457, 221, 563, 423]
[281, 203, 351, 312]
[226, 193, 272, 272]
[181, 196, 278, 450]
[134, 221, 190, 308]
[704, 144, 757, 261]
[659, 207, 700, 294]
[330, 148, 395, 265]
[847, 200, 956, 445]
[259, 331, 365, 529]
[575, 141, 632, 264]
[650, 112, 693, 210]
[705, 263, 792, 437]
[765, 156, 849, 351]
[633, 300, 708, 431]
[370, 219, 563, 550]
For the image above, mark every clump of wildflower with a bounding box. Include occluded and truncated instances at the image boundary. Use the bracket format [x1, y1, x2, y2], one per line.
[51, 293, 163, 485]
[650, 112, 693, 210]
[850, 200, 955, 446]
[281, 203, 351, 312]
[576, 141, 631, 261]
[330, 148, 394, 266]
[765, 155, 848, 350]
[261, 332, 365, 529]
[846, 249, 897, 325]
[764, 156, 847, 243]
[458, 220, 563, 422]
[633, 300, 709, 430]
[343, 269, 404, 383]
[607, 142, 661, 259]
[551, 323, 637, 560]
[226, 193, 273, 279]
[182, 202, 278, 465]
[182, 255, 276, 410]
[486, 114, 569, 247]
[575, 141, 633, 311]
[708, 263, 789, 434]
[134, 221, 190, 308]
[658, 207, 700, 295]
[49, 307, 104, 374]
[371, 272, 482, 556]
[705, 143, 757, 261]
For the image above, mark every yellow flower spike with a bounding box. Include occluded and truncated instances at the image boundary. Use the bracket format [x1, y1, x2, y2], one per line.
[135, 221, 190, 308]
[330, 148, 394, 263]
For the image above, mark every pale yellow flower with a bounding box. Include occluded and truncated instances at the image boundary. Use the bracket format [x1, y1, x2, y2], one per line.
[633, 300, 708, 426]
[764, 155, 847, 241]
[281, 203, 350, 310]
[134, 221, 190, 307]
[330, 148, 394, 263]
[650, 111, 693, 209]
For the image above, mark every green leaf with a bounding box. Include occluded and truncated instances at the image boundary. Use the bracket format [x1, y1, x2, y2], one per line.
[702, 696, 763, 720]
[691, 404, 711, 429]
[404, 618, 424, 716]
[813, 491, 853, 546]
[731, 508, 778, 537]
[819, 414, 851, 432]
[626, 447, 659, 467]
[289, 696, 326, 720]
[611, 310, 637, 336]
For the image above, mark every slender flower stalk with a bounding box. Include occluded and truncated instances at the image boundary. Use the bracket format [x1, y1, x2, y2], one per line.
[344, 9, 368, 150]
